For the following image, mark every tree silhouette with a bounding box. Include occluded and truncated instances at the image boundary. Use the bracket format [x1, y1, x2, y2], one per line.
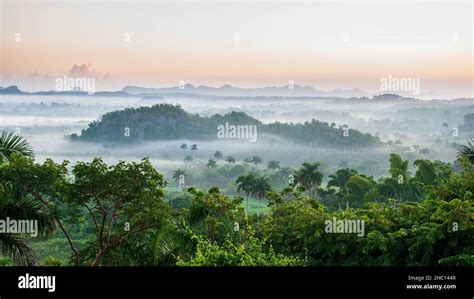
[225, 156, 236, 165]
[206, 159, 217, 168]
[457, 139, 474, 164]
[295, 162, 323, 199]
[267, 160, 280, 172]
[183, 155, 194, 164]
[172, 169, 186, 187]
[250, 156, 262, 169]
[236, 174, 256, 216]
[0, 133, 53, 265]
[250, 176, 271, 215]
[327, 168, 357, 197]
[214, 151, 223, 160]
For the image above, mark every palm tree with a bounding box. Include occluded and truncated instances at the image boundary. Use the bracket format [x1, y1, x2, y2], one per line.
[190, 144, 198, 151]
[0, 131, 34, 163]
[0, 133, 55, 265]
[267, 160, 280, 172]
[0, 183, 56, 265]
[214, 151, 223, 160]
[327, 168, 357, 209]
[251, 176, 271, 215]
[180, 143, 188, 151]
[225, 156, 236, 166]
[236, 174, 255, 216]
[183, 155, 193, 164]
[457, 139, 474, 164]
[250, 156, 262, 169]
[295, 162, 323, 199]
[206, 159, 217, 168]
[327, 168, 357, 196]
[172, 169, 186, 188]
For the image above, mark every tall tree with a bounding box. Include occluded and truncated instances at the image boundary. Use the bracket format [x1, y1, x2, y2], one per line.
[251, 176, 271, 215]
[267, 160, 280, 172]
[206, 159, 217, 168]
[0, 183, 56, 265]
[225, 156, 236, 165]
[250, 156, 262, 169]
[236, 174, 255, 216]
[214, 151, 223, 160]
[327, 168, 357, 197]
[413, 160, 438, 185]
[295, 162, 323, 199]
[183, 155, 194, 164]
[172, 169, 187, 188]
[2, 156, 171, 266]
[0, 133, 56, 265]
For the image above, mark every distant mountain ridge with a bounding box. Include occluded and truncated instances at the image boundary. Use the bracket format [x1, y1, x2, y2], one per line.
[2, 85, 471, 102]
[0, 85, 21, 94]
[121, 84, 370, 98]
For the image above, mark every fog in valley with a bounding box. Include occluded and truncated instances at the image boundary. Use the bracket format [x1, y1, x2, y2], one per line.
[1, 93, 472, 188]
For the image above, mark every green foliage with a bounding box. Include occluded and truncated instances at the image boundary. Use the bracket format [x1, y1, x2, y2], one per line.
[40, 256, 65, 266]
[267, 160, 280, 171]
[72, 104, 380, 148]
[264, 119, 381, 148]
[295, 162, 323, 199]
[69, 158, 171, 265]
[1, 155, 171, 266]
[177, 228, 304, 266]
[457, 139, 474, 164]
[0, 134, 53, 265]
[262, 171, 473, 266]
[0, 257, 13, 266]
[1, 136, 473, 267]
[438, 254, 474, 266]
[0, 131, 34, 163]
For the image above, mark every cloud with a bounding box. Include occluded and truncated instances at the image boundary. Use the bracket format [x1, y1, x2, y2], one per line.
[68, 63, 95, 77]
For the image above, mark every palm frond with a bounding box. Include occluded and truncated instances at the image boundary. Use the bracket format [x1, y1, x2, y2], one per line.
[0, 233, 36, 266]
[0, 131, 34, 162]
[457, 139, 474, 164]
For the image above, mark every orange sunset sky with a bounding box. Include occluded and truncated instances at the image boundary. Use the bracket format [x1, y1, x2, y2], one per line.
[0, 0, 473, 98]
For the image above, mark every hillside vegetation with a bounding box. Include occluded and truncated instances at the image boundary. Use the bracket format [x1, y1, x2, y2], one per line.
[70, 104, 381, 148]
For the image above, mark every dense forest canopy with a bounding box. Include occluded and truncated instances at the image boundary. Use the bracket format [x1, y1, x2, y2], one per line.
[0, 132, 472, 266]
[70, 104, 381, 148]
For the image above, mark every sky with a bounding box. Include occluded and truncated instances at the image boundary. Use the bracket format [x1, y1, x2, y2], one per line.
[0, 0, 473, 98]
